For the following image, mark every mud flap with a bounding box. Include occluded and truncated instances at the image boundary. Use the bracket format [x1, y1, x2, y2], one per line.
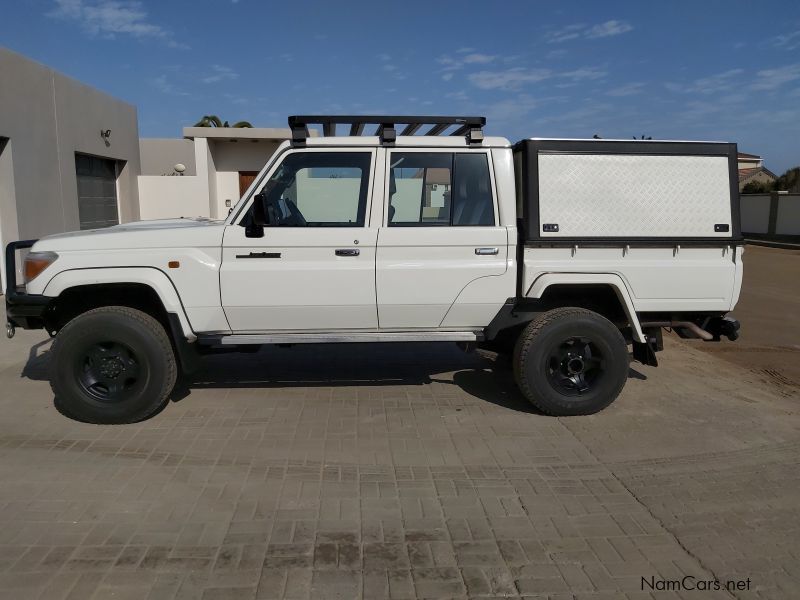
[632, 328, 662, 367]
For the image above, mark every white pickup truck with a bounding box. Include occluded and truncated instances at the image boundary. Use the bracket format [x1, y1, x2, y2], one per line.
[5, 115, 742, 423]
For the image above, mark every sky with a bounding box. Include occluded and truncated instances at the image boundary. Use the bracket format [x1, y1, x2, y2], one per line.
[2, 0, 800, 172]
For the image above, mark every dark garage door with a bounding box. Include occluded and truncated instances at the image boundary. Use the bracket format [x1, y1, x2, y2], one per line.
[76, 154, 119, 230]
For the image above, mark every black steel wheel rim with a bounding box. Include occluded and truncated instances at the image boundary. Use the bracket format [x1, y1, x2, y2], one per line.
[545, 336, 605, 396]
[75, 341, 143, 403]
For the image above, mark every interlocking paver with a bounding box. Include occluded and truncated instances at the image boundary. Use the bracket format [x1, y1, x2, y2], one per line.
[0, 329, 798, 598]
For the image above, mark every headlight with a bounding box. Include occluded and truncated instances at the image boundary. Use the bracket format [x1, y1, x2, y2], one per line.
[24, 251, 59, 284]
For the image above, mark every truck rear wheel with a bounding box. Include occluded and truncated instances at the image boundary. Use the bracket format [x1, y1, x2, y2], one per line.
[50, 306, 177, 424]
[513, 307, 629, 416]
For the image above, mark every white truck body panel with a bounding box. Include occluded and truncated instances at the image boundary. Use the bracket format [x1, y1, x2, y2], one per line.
[522, 245, 739, 313]
[221, 225, 380, 331]
[43, 267, 198, 339]
[29, 219, 229, 336]
[489, 148, 518, 227]
[525, 271, 645, 342]
[375, 147, 513, 329]
[376, 226, 510, 328]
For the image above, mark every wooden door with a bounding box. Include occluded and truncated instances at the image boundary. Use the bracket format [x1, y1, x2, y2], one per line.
[238, 171, 259, 198]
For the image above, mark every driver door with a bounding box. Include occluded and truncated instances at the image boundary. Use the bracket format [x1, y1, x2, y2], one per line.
[220, 149, 378, 332]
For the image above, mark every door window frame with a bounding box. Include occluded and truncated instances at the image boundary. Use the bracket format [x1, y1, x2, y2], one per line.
[383, 148, 499, 227]
[230, 147, 378, 228]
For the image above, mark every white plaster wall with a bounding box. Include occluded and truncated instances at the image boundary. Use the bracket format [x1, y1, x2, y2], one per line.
[215, 171, 240, 218]
[137, 176, 208, 220]
[776, 195, 800, 235]
[137, 140, 282, 221]
[295, 175, 362, 222]
[211, 141, 280, 219]
[739, 194, 770, 234]
[391, 180, 425, 222]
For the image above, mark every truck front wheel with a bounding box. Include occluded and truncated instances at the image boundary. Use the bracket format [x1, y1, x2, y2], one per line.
[50, 306, 177, 424]
[513, 307, 629, 416]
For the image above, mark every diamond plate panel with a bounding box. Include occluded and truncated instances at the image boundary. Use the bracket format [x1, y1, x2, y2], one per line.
[537, 154, 732, 237]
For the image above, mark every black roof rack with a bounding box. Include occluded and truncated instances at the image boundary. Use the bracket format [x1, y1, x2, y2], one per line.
[288, 115, 485, 145]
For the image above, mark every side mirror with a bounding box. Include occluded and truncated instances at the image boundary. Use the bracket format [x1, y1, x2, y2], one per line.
[252, 191, 267, 226]
[245, 191, 266, 238]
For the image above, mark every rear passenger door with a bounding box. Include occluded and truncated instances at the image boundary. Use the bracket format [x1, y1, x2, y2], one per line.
[376, 150, 508, 329]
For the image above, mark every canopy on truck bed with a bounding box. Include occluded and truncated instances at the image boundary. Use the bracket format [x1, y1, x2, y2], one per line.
[513, 139, 741, 245]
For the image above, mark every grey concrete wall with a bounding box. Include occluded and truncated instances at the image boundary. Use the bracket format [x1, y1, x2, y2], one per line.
[0, 47, 140, 240]
[740, 194, 770, 234]
[140, 138, 196, 176]
[740, 193, 800, 236]
[0, 138, 20, 289]
[775, 194, 800, 235]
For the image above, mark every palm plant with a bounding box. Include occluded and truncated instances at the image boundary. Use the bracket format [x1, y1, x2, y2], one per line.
[193, 115, 253, 128]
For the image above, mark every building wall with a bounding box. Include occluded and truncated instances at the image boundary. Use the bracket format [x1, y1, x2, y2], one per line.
[140, 139, 196, 176]
[740, 193, 800, 236]
[740, 194, 770, 234]
[775, 195, 800, 235]
[0, 138, 20, 290]
[0, 47, 140, 287]
[737, 157, 762, 170]
[739, 169, 776, 192]
[138, 175, 208, 220]
[137, 135, 286, 221]
[211, 140, 280, 218]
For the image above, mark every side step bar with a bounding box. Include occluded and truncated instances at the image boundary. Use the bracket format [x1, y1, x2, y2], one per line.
[202, 331, 482, 346]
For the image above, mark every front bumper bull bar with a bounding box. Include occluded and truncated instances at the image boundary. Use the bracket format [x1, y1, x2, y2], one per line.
[5, 240, 48, 337]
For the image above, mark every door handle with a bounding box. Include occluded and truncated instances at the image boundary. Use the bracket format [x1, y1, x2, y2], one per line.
[236, 251, 281, 259]
[474, 247, 499, 255]
[335, 248, 360, 257]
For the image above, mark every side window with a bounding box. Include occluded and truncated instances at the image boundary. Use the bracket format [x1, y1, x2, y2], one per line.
[388, 152, 494, 226]
[452, 154, 495, 226]
[245, 152, 371, 227]
[388, 153, 452, 226]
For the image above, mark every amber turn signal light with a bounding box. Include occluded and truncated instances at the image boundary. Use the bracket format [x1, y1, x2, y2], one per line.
[24, 251, 59, 284]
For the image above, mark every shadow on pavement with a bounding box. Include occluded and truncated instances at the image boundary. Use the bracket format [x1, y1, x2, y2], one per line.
[178, 343, 541, 414]
[19, 338, 51, 381]
[21, 341, 647, 418]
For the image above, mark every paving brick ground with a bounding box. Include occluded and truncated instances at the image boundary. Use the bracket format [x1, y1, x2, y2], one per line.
[0, 328, 797, 599]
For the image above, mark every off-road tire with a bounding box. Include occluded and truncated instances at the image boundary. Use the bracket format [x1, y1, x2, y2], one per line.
[513, 307, 629, 416]
[50, 306, 177, 424]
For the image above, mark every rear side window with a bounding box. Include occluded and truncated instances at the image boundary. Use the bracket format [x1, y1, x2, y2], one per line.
[453, 154, 494, 226]
[388, 153, 452, 225]
[388, 152, 494, 226]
